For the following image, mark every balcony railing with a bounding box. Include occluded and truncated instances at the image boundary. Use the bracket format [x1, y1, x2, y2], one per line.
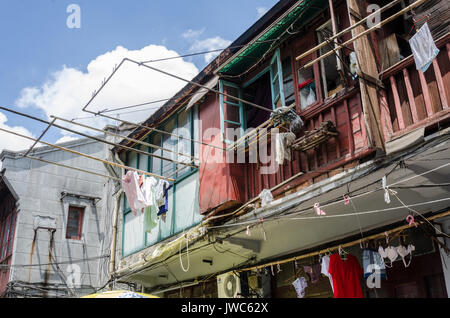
[379, 33, 450, 141]
[243, 86, 374, 202]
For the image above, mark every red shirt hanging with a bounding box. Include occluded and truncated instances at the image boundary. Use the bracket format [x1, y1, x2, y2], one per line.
[328, 253, 364, 298]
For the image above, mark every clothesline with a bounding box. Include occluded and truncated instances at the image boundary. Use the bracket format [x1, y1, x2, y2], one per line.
[0, 106, 197, 169]
[236, 209, 450, 273]
[51, 115, 199, 161]
[298, 0, 427, 70]
[0, 126, 175, 182]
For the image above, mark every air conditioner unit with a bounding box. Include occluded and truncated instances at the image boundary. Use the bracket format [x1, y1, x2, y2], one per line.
[217, 272, 241, 298]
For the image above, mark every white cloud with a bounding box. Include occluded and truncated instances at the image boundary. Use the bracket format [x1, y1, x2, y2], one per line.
[257, 7, 268, 19]
[15, 45, 199, 133]
[188, 36, 232, 63]
[0, 112, 35, 153]
[182, 28, 205, 39]
[55, 135, 79, 144]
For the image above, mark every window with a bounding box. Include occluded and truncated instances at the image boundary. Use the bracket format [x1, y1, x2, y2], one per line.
[66, 206, 84, 240]
[122, 107, 201, 256]
[0, 198, 16, 261]
[316, 20, 344, 99]
[269, 48, 286, 109]
[219, 80, 245, 144]
[148, 108, 196, 179]
[282, 57, 295, 106]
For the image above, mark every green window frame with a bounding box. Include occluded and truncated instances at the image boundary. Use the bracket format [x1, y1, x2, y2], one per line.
[122, 107, 200, 257]
[219, 80, 246, 144]
[269, 48, 286, 109]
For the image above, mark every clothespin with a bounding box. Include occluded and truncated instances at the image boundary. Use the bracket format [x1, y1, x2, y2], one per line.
[382, 176, 390, 204]
[264, 267, 268, 276]
[294, 259, 298, 270]
[314, 203, 326, 216]
[385, 231, 389, 244]
[277, 263, 282, 273]
[406, 215, 418, 227]
[260, 218, 267, 241]
[343, 194, 350, 205]
[271, 265, 275, 276]
[246, 226, 251, 236]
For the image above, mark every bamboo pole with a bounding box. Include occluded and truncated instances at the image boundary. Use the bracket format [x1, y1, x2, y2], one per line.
[298, 0, 428, 69]
[81, 108, 226, 151]
[51, 115, 198, 161]
[0, 106, 196, 168]
[237, 209, 450, 272]
[22, 154, 122, 182]
[0, 126, 175, 182]
[296, 0, 405, 61]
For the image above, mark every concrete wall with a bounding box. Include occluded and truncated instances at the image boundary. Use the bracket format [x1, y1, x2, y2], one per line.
[1, 137, 118, 297]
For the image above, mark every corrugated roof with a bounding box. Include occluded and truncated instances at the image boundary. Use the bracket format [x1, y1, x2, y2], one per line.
[217, 0, 327, 76]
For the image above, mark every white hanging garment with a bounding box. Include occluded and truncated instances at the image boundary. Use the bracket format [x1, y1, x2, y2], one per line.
[409, 22, 440, 73]
[275, 132, 296, 165]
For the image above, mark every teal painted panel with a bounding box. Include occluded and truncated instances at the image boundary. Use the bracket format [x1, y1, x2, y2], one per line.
[173, 172, 201, 234]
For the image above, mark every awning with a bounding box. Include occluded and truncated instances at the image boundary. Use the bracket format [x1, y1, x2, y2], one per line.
[186, 76, 219, 110]
[216, 0, 327, 76]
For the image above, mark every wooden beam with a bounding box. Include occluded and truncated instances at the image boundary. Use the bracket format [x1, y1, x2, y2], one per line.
[418, 70, 434, 117]
[403, 68, 420, 123]
[299, 0, 427, 69]
[432, 59, 449, 109]
[390, 75, 406, 130]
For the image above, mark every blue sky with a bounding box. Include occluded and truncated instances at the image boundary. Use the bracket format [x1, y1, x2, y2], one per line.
[0, 0, 278, 151]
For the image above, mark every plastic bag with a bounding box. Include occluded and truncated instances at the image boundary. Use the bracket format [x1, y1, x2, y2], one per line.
[258, 189, 273, 207]
[306, 87, 316, 106]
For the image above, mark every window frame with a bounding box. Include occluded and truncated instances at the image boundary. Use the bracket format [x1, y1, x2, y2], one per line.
[122, 107, 200, 257]
[0, 200, 17, 262]
[219, 80, 246, 144]
[65, 206, 85, 240]
[269, 48, 286, 109]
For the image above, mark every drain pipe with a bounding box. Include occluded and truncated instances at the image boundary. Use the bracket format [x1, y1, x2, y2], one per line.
[109, 152, 125, 290]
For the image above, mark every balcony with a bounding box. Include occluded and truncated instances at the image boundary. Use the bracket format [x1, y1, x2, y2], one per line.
[243, 86, 374, 202]
[379, 34, 450, 141]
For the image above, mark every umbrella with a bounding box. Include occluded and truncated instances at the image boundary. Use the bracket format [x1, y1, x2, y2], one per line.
[81, 290, 159, 298]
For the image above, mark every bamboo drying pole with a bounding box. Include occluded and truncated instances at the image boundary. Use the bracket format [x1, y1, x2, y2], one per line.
[22, 154, 122, 182]
[237, 209, 450, 272]
[78, 108, 226, 152]
[295, 0, 405, 61]
[0, 106, 196, 168]
[51, 115, 198, 161]
[297, 0, 427, 69]
[0, 126, 175, 182]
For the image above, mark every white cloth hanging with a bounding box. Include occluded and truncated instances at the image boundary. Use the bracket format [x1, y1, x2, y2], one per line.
[275, 132, 296, 165]
[409, 22, 440, 73]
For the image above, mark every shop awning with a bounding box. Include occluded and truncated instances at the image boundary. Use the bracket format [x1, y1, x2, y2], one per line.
[216, 0, 328, 76]
[186, 75, 219, 110]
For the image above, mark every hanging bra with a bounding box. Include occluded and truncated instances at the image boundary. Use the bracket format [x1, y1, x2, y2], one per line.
[378, 246, 398, 268]
[396, 244, 415, 268]
[378, 244, 415, 268]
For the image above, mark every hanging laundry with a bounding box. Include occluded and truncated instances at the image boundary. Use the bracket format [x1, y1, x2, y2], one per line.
[275, 132, 296, 165]
[303, 263, 321, 284]
[396, 244, 415, 268]
[328, 253, 364, 298]
[378, 245, 398, 268]
[320, 255, 334, 293]
[155, 179, 171, 217]
[409, 22, 440, 73]
[362, 248, 387, 280]
[142, 176, 159, 233]
[122, 171, 146, 215]
[292, 277, 308, 298]
[258, 189, 273, 207]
